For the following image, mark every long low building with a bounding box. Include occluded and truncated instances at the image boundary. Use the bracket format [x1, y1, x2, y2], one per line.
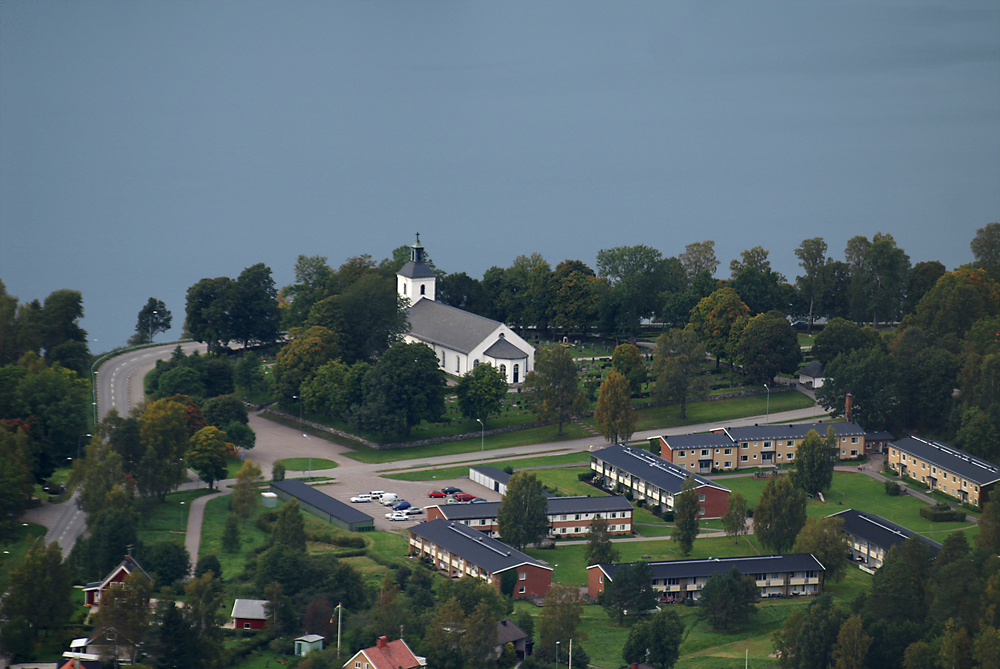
[587, 554, 826, 601]
[887, 436, 1000, 508]
[426, 494, 634, 538]
[590, 444, 730, 518]
[827, 508, 941, 570]
[408, 519, 551, 598]
[270, 480, 374, 532]
[657, 421, 869, 473]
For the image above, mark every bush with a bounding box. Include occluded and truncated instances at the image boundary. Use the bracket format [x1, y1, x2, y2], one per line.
[662, 511, 674, 522]
[885, 480, 901, 496]
[919, 503, 966, 522]
[272, 462, 285, 481]
[577, 470, 596, 482]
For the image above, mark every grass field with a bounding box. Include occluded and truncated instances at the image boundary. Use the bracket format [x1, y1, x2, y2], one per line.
[137, 488, 217, 546]
[381, 451, 591, 481]
[199, 494, 272, 580]
[0, 522, 48, 591]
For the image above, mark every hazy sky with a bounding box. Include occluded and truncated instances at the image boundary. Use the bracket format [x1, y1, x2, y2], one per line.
[1, 1, 998, 349]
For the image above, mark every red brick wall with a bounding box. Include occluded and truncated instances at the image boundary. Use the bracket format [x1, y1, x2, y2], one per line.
[698, 485, 729, 519]
[516, 565, 551, 598]
[426, 506, 445, 521]
[658, 437, 672, 462]
[587, 566, 607, 599]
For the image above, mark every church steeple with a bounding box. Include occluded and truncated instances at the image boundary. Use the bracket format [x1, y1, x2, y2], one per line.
[396, 233, 436, 303]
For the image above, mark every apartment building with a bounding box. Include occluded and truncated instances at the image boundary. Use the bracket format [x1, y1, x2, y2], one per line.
[589, 444, 730, 518]
[425, 495, 634, 538]
[887, 436, 1000, 507]
[587, 554, 825, 601]
[827, 508, 941, 570]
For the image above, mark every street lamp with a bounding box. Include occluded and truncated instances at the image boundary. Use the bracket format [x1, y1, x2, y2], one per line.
[556, 641, 560, 668]
[764, 384, 770, 425]
[292, 395, 303, 431]
[77, 433, 92, 461]
[149, 310, 157, 344]
[476, 418, 484, 462]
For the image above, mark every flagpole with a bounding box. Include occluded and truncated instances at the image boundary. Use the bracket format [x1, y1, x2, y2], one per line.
[338, 602, 342, 657]
[569, 638, 572, 668]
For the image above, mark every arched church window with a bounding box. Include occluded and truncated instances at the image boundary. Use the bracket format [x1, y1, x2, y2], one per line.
[473, 359, 479, 368]
[420, 285, 426, 295]
[456, 357, 460, 373]
[514, 364, 519, 384]
[500, 364, 507, 378]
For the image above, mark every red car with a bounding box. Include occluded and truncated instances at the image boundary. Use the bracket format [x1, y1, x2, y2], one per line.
[453, 493, 476, 502]
[428, 490, 447, 498]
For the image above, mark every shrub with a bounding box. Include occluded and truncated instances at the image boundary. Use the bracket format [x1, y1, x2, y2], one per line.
[662, 511, 674, 522]
[885, 480, 901, 496]
[577, 470, 596, 482]
[919, 503, 966, 522]
[272, 462, 285, 481]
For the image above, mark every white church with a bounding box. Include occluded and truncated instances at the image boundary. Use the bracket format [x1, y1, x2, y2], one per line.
[397, 235, 535, 384]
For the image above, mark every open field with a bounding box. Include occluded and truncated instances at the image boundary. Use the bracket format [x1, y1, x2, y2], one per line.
[381, 451, 591, 481]
[137, 488, 217, 546]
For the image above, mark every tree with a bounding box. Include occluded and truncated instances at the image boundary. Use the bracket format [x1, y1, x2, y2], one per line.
[455, 363, 508, 424]
[974, 626, 1000, 669]
[223, 421, 255, 452]
[522, 345, 587, 436]
[795, 238, 829, 331]
[139, 398, 191, 498]
[200, 394, 248, 429]
[864, 538, 933, 626]
[594, 370, 637, 445]
[793, 517, 849, 582]
[978, 497, 1000, 554]
[601, 561, 656, 625]
[972, 222, 1000, 275]
[301, 359, 370, 422]
[597, 245, 672, 341]
[464, 601, 501, 669]
[671, 475, 700, 556]
[730, 246, 786, 315]
[811, 317, 886, 366]
[132, 297, 172, 345]
[230, 459, 263, 523]
[789, 428, 836, 496]
[832, 614, 872, 669]
[194, 554, 222, 580]
[679, 240, 719, 282]
[538, 583, 587, 660]
[611, 343, 647, 394]
[0, 427, 36, 531]
[93, 570, 152, 666]
[584, 516, 621, 566]
[231, 263, 281, 348]
[938, 619, 972, 669]
[14, 362, 90, 466]
[350, 341, 446, 437]
[622, 608, 684, 669]
[735, 311, 801, 383]
[273, 325, 341, 401]
[140, 541, 191, 587]
[652, 329, 707, 419]
[551, 260, 598, 333]
[497, 471, 548, 550]
[754, 477, 807, 553]
[910, 266, 1000, 340]
[698, 567, 759, 630]
[773, 594, 847, 669]
[721, 491, 749, 544]
[903, 261, 947, 315]
[817, 347, 899, 431]
[426, 596, 466, 669]
[221, 513, 241, 552]
[146, 597, 198, 669]
[186, 426, 230, 489]
[0, 540, 72, 651]
[687, 287, 750, 369]
[315, 272, 409, 364]
[437, 271, 489, 315]
[896, 345, 958, 432]
[184, 277, 235, 353]
[273, 498, 307, 552]
[183, 572, 225, 667]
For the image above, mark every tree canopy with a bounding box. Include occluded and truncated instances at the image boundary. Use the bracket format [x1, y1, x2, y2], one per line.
[753, 476, 807, 553]
[522, 345, 587, 436]
[594, 370, 637, 445]
[454, 362, 508, 425]
[496, 471, 548, 550]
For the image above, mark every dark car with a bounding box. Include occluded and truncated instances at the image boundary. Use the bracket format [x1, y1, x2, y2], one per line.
[441, 486, 463, 495]
[428, 490, 447, 498]
[469, 497, 489, 504]
[392, 501, 412, 511]
[453, 493, 476, 502]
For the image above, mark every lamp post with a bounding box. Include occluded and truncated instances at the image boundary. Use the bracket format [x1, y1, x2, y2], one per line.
[149, 310, 157, 344]
[556, 641, 560, 668]
[77, 433, 92, 461]
[476, 418, 484, 462]
[764, 383, 770, 425]
[292, 395, 303, 431]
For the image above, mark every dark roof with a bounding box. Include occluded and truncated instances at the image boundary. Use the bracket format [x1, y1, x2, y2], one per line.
[470, 466, 511, 485]
[891, 436, 1000, 486]
[661, 432, 736, 449]
[407, 298, 506, 353]
[430, 501, 501, 520]
[799, 360, 825, 378]
[724, 421, 866, 442]
[270, 480, 374, 525]
[397, 260, 436, 279]
[590, 445, 729, 495]
[483, 335, 528, 360]
[496, 619, 528, 646]
[827, 509, 941, 556]
[593, 554, 825, 581]
[865, 431, 895, 442]
[431, 495, 633, 521]
[409, 519, 551, 574]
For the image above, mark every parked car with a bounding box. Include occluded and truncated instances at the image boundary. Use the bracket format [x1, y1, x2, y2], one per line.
[350, 494, 372, 503]
[428, 490, 447, 498]
[392, 501, 412, 511]
[380, 493, 400, 505]
[387, 511, 409, 521]
[446, 498, 463, 505]
[454, 493, 476, 502]
[441, 486, 463, 495]
[469, 497, 488, 504]
[369, 490, 386, 500]
[404, 507, 423, 516]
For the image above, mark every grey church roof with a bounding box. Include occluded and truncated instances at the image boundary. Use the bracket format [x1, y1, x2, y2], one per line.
[397, 260, 436, 279]
[483, 335, 528, 360]
[407, 298, 505, 353]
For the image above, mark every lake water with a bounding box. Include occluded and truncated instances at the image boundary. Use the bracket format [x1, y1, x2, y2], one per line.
[1, 1, 997, 349]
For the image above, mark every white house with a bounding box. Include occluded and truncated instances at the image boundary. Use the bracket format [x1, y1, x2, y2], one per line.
[398, 235, 534, 384]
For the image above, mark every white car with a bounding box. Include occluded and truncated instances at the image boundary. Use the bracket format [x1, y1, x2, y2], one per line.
[403, 507, 423, 517]
[386, 511, 409, 521]
[350, 494, 372, 503]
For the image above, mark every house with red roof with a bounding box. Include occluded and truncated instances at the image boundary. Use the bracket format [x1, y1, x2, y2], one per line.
[342, 635, 425, 669]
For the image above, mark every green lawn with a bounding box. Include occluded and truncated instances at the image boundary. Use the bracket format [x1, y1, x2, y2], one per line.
[532, 467, 609, 497]
[137, 488, 217, 545]
[0, 522, 48, 591]
[199, 494, 272, 580]
[382, 452, 592, 481]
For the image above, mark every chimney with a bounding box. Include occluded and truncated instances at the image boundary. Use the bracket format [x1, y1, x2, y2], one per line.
[377, 636, 388, 649]
[845, 393, 853, 422]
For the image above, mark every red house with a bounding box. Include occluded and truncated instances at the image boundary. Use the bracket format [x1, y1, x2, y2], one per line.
[82, 555, 151, 608]
[342, 635, 424, 669]
[231, 599, 269, 630]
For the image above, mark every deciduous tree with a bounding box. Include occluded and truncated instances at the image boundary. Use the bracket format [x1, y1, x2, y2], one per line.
[455, 363, 508, 425]
[185, 277, 235, 353]
[186, 426, 230, 489]
[793, 517, 849, 582]
[789, 428, 836, 496]
[538, 583, 587, 659]
[910, 266, 1000, 340]
[811, 317, 886, 366]
[687, 287, 750, 369]
[817, 347, 899, 431]
[698, 567, 758, 630]
[584, 516, 621, 566]
[597, 245, 672, 341]
[273, 499, 307, 552]
[652, 328, 707, 419]
[497, 472, 548, 550]
[132, 297, 172, 345]
[735, 311, 801, 383]
[795, 238, 829, 331]
[753, 476, 806, 554]
[622, 608, 684, 669]
[611, 343, 647, 394]
[273, 325, 341, 401]
[230, 460, 263, 523]
[671, 475, 700, 556]
[93, 570, 152, 665]
[601, 561, 656, 625]
[773, 594, 847, 669]
[832, 614, 872, 669]
[721, 491, 749, 545]
[522, 345, 587, 436]
[972, 222, 1000, 278]
[679, 240, 719, 282]
[0, 540, 72, 649]
[594, 370, 637, 445]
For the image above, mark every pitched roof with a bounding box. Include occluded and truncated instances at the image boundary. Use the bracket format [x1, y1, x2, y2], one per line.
[592, 554, 825, 581]
[295, 634, 325, 643]
[865, 431, 895, 442]
[429, 495, 633, 521]
[397, 260, 436, 279]
[799, 360, 825, 378]
[723, 421, 866, 442]
[661, 432, 736, 450]
[827, 509, 941, 556]
[891, 436, 1000, 486]
[590, 444, 730, 495]
[83, 555, 151, 593]
[231, 599, 268, 620]
[483, 335, 528, 360]
[409, 519, 551, 574]
[355, 636, 422, 669]
[270, 479, 373, 525]
[406, 298, 505, 353]
[496, 619, 528, 646]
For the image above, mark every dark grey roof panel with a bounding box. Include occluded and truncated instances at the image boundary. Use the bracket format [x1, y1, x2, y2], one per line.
[483, 336, 528, 360]
[865, 431, 895, 441]
[596, 553, 825, 582]
[407, 299, 503, 353]
[270, 480, 373, 524]
[891, 436, 1000, 486]
[590, 445, 729, 495]
[430, 495, 633, 521]
[827, 509, 941, 556]
[397, 261, 436, 279]
[800, 361, 824, 377]
[409, 519, 550, 573]
[726, 421, 865, 442]
[662, 433, 735, 449]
